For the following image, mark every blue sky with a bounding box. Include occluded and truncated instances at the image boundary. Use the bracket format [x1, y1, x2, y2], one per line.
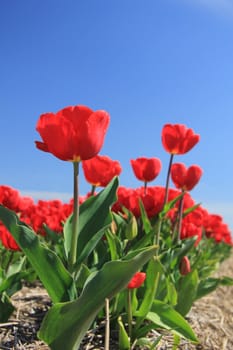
[1, 0, 233, 232]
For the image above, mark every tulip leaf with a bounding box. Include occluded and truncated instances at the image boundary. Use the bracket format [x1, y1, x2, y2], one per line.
[0, 205, 75, 303]
[135, 258, 162, 324]
[159, 193, 184, 219]
[118, 316, 130, 350]
[147, 300, 198, 342]
[175, 270, 199, 316]
[64, 177, 119, 265]
[0, 292, 15, 322]
[196, 276, 233, 300]
[38, 245, 157, 350]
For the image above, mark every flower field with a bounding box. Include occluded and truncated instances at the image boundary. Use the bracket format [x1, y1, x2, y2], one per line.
[0, 104, 232, 350]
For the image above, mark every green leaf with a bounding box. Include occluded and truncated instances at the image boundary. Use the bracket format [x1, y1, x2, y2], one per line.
[118, 316, 130, 350]
[165, 278, 177, 306]
[159, 193, 184, 219]
[183, 203, 201, 218]
[136, 258, 163, 321]
[138, 199, 152, 234]
[220, 276, 233, 286]
[105, 230, 120, 260]
[74, 263, 92, 290]
[175, 270, 199, 316]
[38, 245, 157, 350]
[64, 177, 118, 265]
[0, 205, 75, 303]
[148, 300, 198, 342]
[0, 292, 15, 322]
[135, 335, 163, 349]
[196, 276, 233, 300]
[0, 271, 28, 296]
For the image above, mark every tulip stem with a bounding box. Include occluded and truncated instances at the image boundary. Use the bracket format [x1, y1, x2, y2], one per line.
[127, 289, 133, 340]
[144, 181, 147, 195]
[156, 153, 174, 255]
[70, 161, 80, 268]
[163, 154, 174, 208]
[91, 185, 96, 196]
[174, 190, 185, 244]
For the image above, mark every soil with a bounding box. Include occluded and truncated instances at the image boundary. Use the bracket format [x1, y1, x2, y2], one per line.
[0, 254, 233, 350]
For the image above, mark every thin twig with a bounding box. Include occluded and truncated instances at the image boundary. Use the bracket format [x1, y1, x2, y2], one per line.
[105, 298, 110, 350]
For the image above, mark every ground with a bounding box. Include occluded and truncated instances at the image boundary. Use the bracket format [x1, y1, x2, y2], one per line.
[0, 254, 233, 350]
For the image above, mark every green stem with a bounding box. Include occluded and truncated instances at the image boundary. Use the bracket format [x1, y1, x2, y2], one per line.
[144, 181, 147, 196]
[175, 190, 185, 244]
[154, 219, 161, 256]
[163, 153, 174, 208]
[156, 153, 174, 255]
[127, 289, 133, 341]
[91, 184, 96, 196]
[70, 161, 80, 268]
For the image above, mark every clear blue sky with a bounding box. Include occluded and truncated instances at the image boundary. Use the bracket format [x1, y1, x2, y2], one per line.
[1, 0, 233, 232]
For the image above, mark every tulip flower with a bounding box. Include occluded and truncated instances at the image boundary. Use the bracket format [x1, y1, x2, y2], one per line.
[160, 123, 200, 216]
[171, 163, 203, 191]
[170, 163, 202, 243]
[130, 157, 162, 183]
[0, 185, 20, 212]
[35, 105, 110, 162]
[127, 271, 146, 289]
[35, 104, 110, 268]
[0, 223, 20, 251]
[82, 155, 122, 189]
[161, 124, 200, 155]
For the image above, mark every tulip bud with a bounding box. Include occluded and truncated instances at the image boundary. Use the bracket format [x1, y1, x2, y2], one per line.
[127, 272, 146, 289]
[125, 215, 138, 240]
[179, 256, 191, 275]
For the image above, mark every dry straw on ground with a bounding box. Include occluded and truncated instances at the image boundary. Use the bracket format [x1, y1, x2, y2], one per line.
[0, 254, 233, 350]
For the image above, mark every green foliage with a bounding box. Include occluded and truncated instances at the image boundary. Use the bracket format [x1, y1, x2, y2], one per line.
[175, 270, 199, 316]
[0, 205, 75, 303]
[38, 246, 158, 350]
[64, 177, 119, 267]
[0, 178, 232, 349]
[148, 300, 198, 342]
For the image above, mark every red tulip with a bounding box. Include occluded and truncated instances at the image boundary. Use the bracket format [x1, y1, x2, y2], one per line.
[112, 186, 165, 219]
[82, 155, 122, 187]
[127, 272, 146, 289]
[0, 223, 20, 251]
[35, 105, 110, 162]
[171, 163, 203, 191]
[130, 157, 162, 182]
[0, 185, 20, 212]
[203, 213, 233, 245]
[162, 124, 200, 154]
[179, 256, 191, 275]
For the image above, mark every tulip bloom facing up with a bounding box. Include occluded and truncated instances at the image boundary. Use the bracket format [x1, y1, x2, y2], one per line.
[171, 163, 203, 191]
[82, 155, 122, 188]
[160, 124, 200, 210]
[35, 105, 110, 162]
[161, 124, 200, 155]
[35, 105, 110, 267]
[130, 157, 162, 183]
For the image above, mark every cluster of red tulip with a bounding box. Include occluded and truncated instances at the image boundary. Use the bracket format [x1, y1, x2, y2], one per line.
[0, 105, 232, 252]
[1, 104, 232, 350]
